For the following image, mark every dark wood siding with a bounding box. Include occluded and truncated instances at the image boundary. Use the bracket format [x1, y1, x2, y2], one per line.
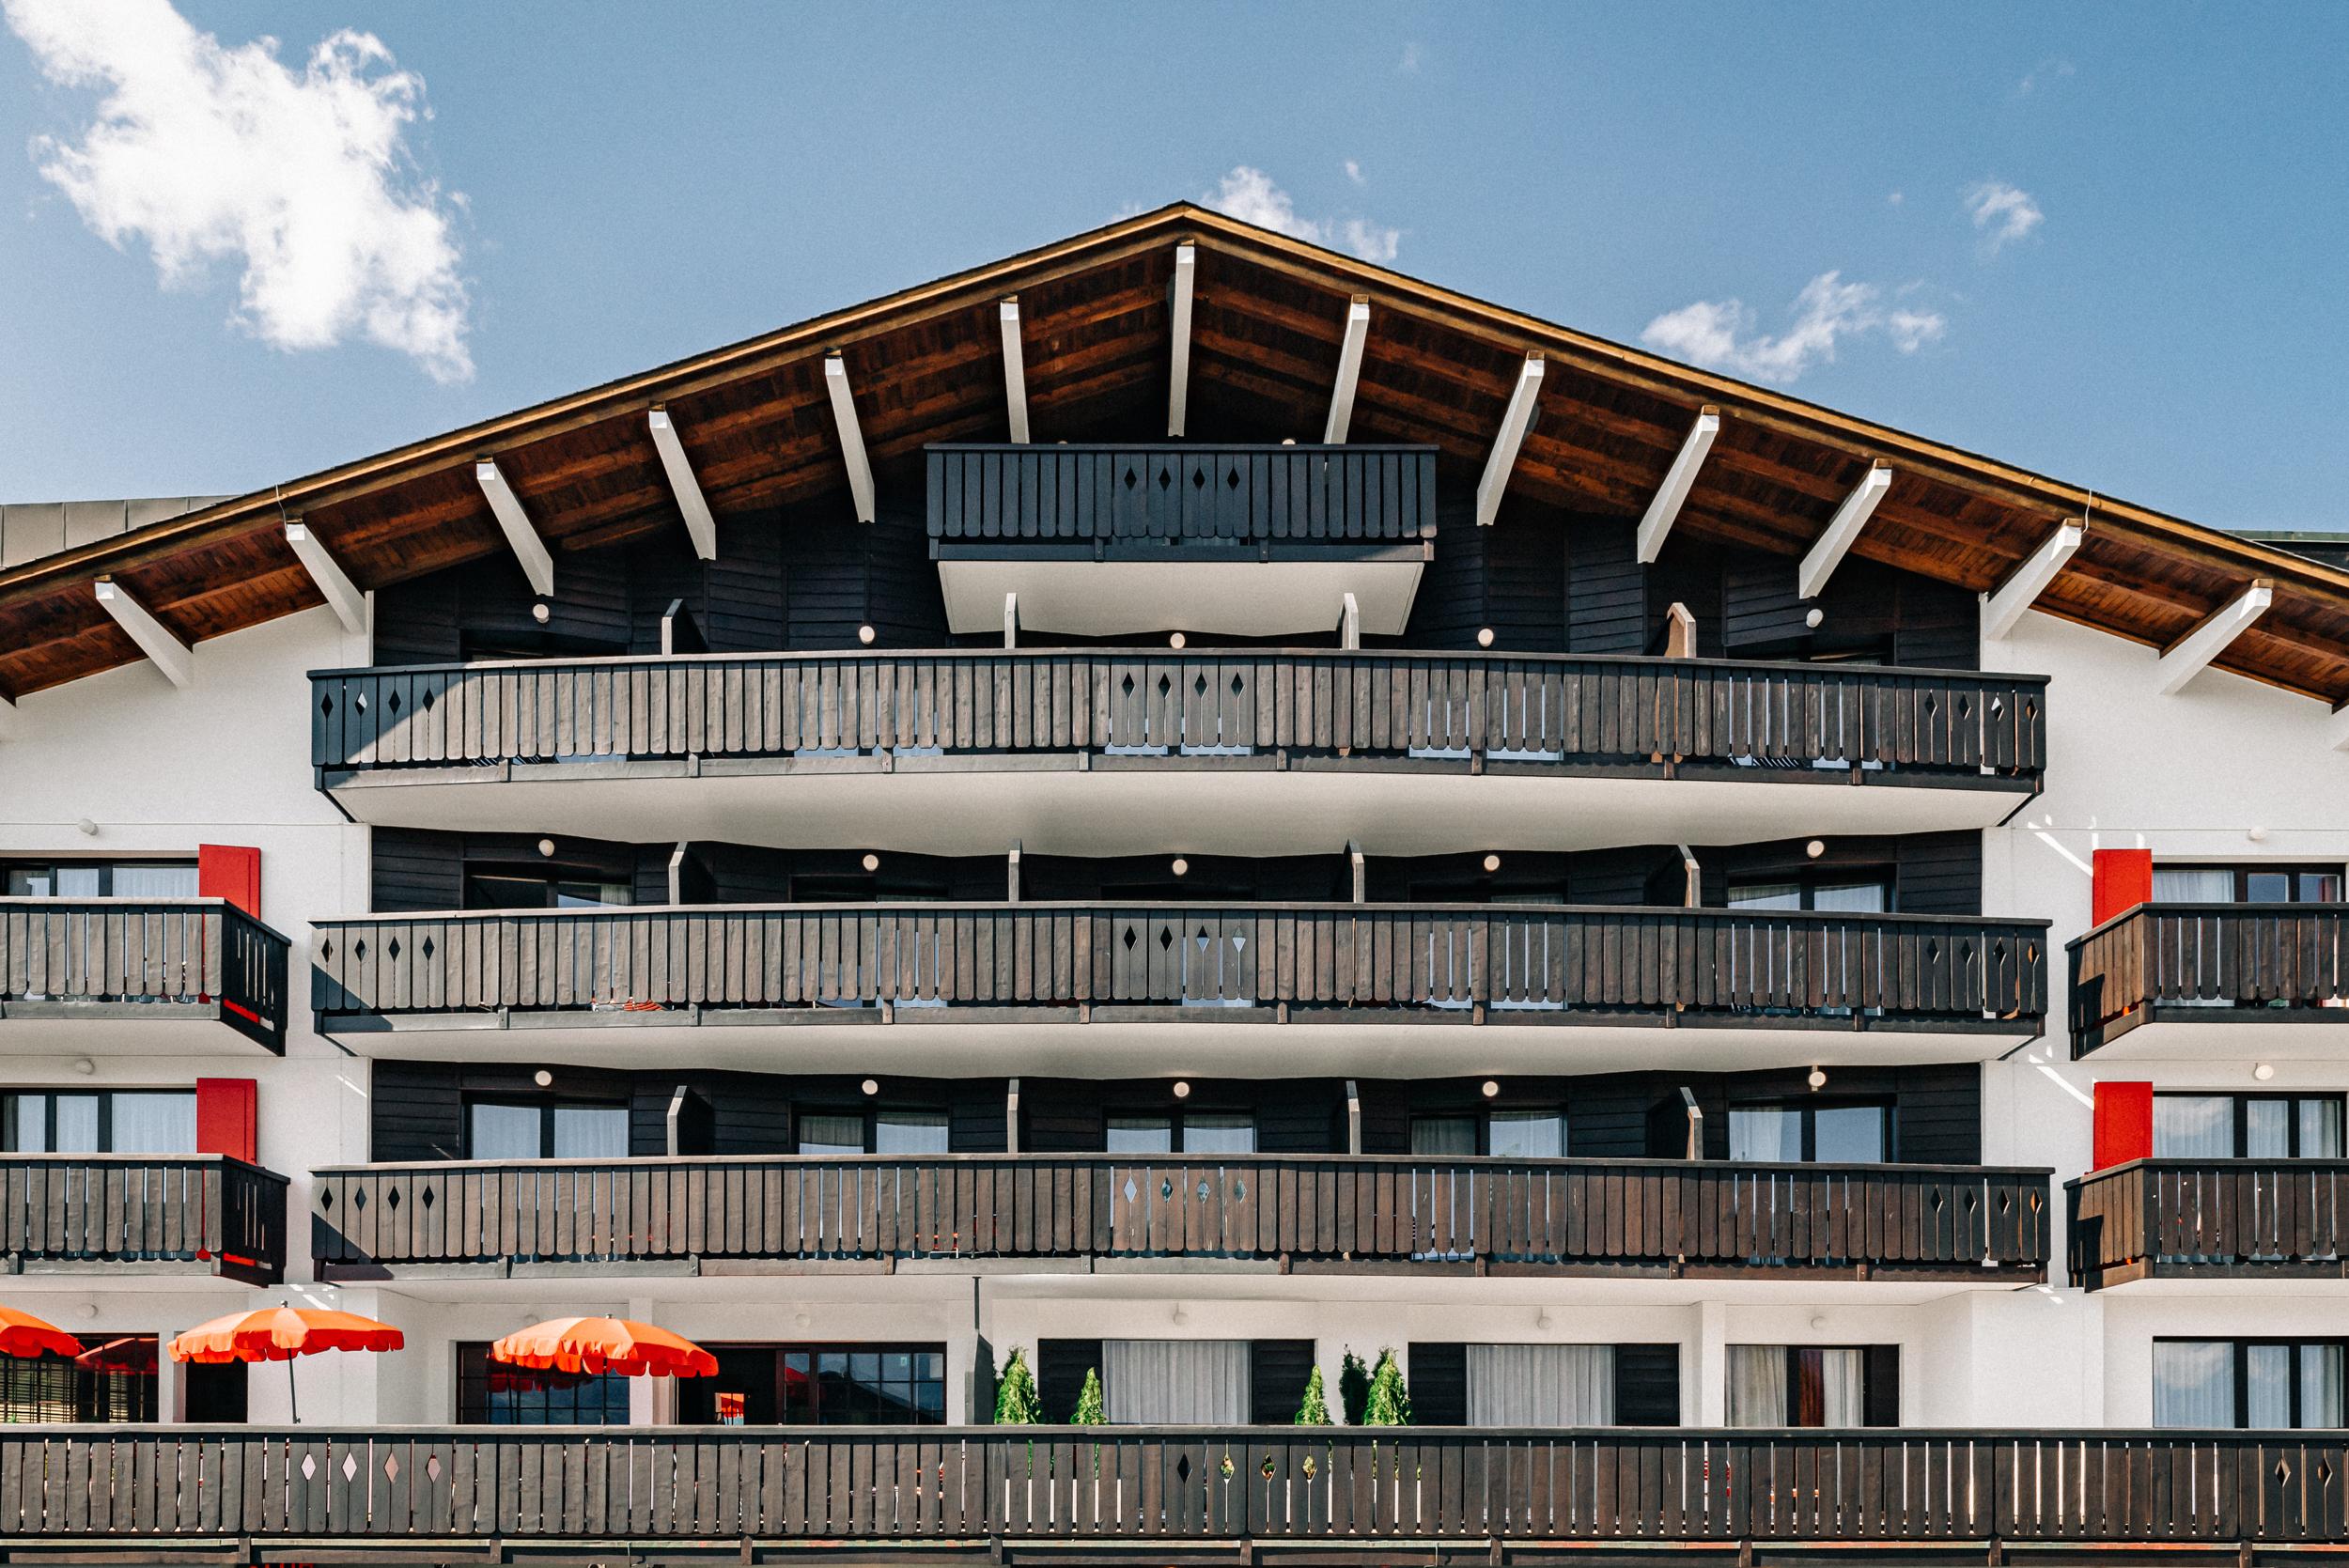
[1565, 520, 1647, 655]
[1250, 1342, 1318, 1424]
[1865, 1345, 1902, 1427]
[1407, 1343, 1469, 1426]
[1614, 1344, 1681, 1427]
[1036, 1340, 1101, 1424]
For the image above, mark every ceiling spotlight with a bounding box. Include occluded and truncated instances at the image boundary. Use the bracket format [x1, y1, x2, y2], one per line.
[1169, 632, 1187, 649]
[1807, 1066, 1828, 1091]
[862, 853, 880, 872]
[71, 1058, 94, 1076]
[1483, 854, 1502, 873]
[534, 1069, 553, 1088]
[1171, 858, 1189, 877]
[75, 818, 99, 837]
[1476, 628, 1495, 648]
[531, 601, 552, 625]
[1173, 1080, 1191, 1099]
[537, 838, 556, 858]
[1804, 608, 1825, 629]
[862, 1079, 880, 1096]
[1805, 840, 1826, 860]
[1481, 1079, 1501, 1099]
[857, 624, 877, 645]
[2254, 1063, 2277, 1081]
[2248, 826, 2269, 843]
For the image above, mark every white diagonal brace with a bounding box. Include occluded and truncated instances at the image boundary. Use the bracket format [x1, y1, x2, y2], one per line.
[284, 520, 366, 635]
[647, 410, 718, 561]
[1982, 520, 2084, 641]
[474, 459, 555, 597]
[824, 352, 877, 524]
[2156, 580, 2273, 694]
[2329, 701, 2349, 753]
[1323, 296, 1372, 443]
[1474, 353, 1545, 528]
[1636, 405, 1721, 563]
[1797, 460, 1894, 599]
[93, 578, 193, 688]
[1000, 297, 1030, 444]
[1166, 243, 1197, 438]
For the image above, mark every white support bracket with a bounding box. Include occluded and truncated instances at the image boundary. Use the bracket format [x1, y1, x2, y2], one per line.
[284, 520, 366, 635]
[1003, 593, 1019, 649]
[647, 409, 719, 561]
[1797, 461, 1893, 599]
[93, 578, 194, 689]
[1000, 298, 1031, 444]
[1007, 841, 1023, 903]
[1347, 841, 1366, 905]
[1474, 353, 1545, 528]
[1323, 296, 1372, 443]
[474, 459, 555, 597]
[1636, 406, 1721, 564]
[823, 352, 877, 524]
[2330, 703, 2349, 753]
[1982, 520, 2084, 641]
[1166, 244, 1197, 438]
[1339, 592, 1361, 650]
[2156, 580, 2274, 694]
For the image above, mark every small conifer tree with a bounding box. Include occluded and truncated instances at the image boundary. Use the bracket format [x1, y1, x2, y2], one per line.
[1361, 1348, 1412, 1427]
[1071, 1368, 1107, 1425]
[993, 1347, 1042, 1425]
[1338, 1348, 1371, 1425]
[1294, 1363, 1332, 1425]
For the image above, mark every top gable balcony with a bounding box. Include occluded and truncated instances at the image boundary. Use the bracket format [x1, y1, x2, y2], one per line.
[927, 444, 1435, 638]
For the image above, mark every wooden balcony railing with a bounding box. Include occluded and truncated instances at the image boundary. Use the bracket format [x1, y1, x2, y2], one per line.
[2, 1426, 2343, 1553]
[0, 898, 290, 1051]
[312, 1154, 2050, 1280]
[308, 648, 2047, 785]
[2068, 1158, 2349, 1290]
[926, 443, 1438, 552]
[0, 1155, 288, 1285]
[2069, 904, 2349, 1055]
[310, 903, 2047, 1032]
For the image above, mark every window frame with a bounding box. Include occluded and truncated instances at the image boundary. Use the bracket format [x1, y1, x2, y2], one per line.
[2153, 1092, 2348, 1159]
[2152, 1337, 2349, 1430]
[1103, 1109, 1261, 1155]
[460, 1094, 630, 1160]
[792, 1106, 952, 1157]
[1408, 1106, 1571, 1158]
[677, 1342, 949, 1427]
[1725, 869, 1896, 913]
[1725, 1097, 1895, 1164]
[1728, 1343, 1898, 1429]
[453, 1341, 630, 1426]
[2151, 864, 2345, 905]
[0, 1089, 198, 1156]
[1, 860, 200, 899]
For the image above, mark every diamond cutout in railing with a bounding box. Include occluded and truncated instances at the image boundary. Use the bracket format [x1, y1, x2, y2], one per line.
[1122, 926, 1138, 952]
[1121, 673, 1136, 696]
[1193, 673, 1208, 696]
[1229, 675, 1243, 696]
[420, 688, 435, 713]
[1233, 1179, 1246, 1201]
[386, 937, 402, 962]
[1998, 1191, 2012, 1213]
[301, 1455, 317, 1482]
[353, 939, 368, 962]
[1123, 1178, 1139, 1203]
[1159, 926, 1174, 951]
[318, 1189, 334, 1211]
[1123, 466, 1140, 491]
[1175, 1454, 1193, 1484]
[352, 1188, 366, 1210]
[1224, 466, 1241, 491]
[319, 938, 334, 962]
[1924, 940, 1939, 963]
[1157, 674, 1173, 696]
[383, 1454, 399, 1482]
[386, 1188, 402, 1209]
[2277, 1458, 2295, 1485]
[1992, 939, 2008, 961]
[342, 1453, 360, 1482]
[1190, 468, 1206, 490]
[319, 693, 334, 718]
[426, 1454, 443, 1483]
[1957, 696, 1971, 719]
[354, 692, 369, 713]
[1157, 467, 1174, 491]
[1929, 1189, 1945, 1212]
[1196, 1180, 1211, 1202]
[385, 691, 402, 717]
[1231, 935, 1246, 953]
[1194, 926, 1210, 949]
[420, 1186, 436, 1208]
[421, 935, 436, 960]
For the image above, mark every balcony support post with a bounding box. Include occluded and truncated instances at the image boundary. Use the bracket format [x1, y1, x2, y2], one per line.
[1345, 1081, 1362, 1154]
[1636, 407, 1721, 563]
[1982, 520, 2083, 640]
[1003, 593, 1019, 649]
[1798, 461, 1894, 599]
[824, 352, 878, 524]
[2155, 579, 2273, 694]
[1005, 1080, 1021, 1153]
[1347, 842, 1366, 903]
[473, 459, 555, 597]
[1007, 842, 1021, 902]
[999, 298, 1030, 443]
[646, 410, 719, 560]
[1166, 243, 1196, 438]
[1323, 296, 1372, 443]
[1474, 353, 1545, 528]
[93, 578, 194, 688]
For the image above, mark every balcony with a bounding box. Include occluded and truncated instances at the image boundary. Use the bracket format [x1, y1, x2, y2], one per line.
[0, 1155, 288, 1285]
[2068, 903, 2349, 1058]
[0, 1426, 2338, 1560]
[308, 650, 2046, 856]
[312, 1153, 2049, 1284]
[927, 443, 1436, 637]
[2068, 1158, 2349, 1291]
[308, 903, 2046, 1072]
[0, 898, 291, 1054]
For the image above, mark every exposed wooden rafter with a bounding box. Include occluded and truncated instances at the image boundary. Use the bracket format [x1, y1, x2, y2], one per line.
[94, 579, 193, 688]
[284, 520, 366, 634]
[1982, 521, 2085, 641]
[646, 410, 719, 560]
[1474, 353, 1545, 528]
[1797, 461, 1893, 599]
[1636, 406, 1721, 563]
[1322, 296, 1371, 443]
[999, 298, 1030, 443]
[2155, 581, 2274, 694]
[473, 460, 555, 597]
[1166, 242, 1197, 438]
[823, 352, 877, 524]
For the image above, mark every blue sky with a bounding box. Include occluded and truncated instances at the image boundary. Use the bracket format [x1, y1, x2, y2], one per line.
[2, 2, 2343, 536]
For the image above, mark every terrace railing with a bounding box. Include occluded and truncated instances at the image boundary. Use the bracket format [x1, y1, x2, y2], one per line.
[0, 1154, 288, 1285]
[2068, 1158, 2349, 1289]
[0, 897, 289, 1051]
[2069, 904, 2349, 1055]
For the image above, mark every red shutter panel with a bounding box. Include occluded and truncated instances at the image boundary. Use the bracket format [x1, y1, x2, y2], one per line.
[2091, 1080, 2154, 1173]
[197, 846, 262, 918]
[194, 1079, 257, 1164]
[2091, 848, 2153, 927]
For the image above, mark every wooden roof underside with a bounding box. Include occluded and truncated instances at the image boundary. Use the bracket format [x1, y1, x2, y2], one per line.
[6, 203, 2347, 706]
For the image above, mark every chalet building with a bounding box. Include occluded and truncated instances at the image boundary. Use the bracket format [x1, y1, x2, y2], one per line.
[1, 204, 2346, 1563]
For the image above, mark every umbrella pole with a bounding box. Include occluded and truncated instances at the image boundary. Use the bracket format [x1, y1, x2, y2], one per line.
[288, 1357, 299, 1425]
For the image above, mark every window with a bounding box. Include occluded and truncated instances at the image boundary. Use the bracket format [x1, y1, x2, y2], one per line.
[0, 1336, 159, 1422]
[795, 1109, 950, 1156]
[1409, 1109, 1566, 1158]
[2, 1092, 195, 1155]
[1106, 1112, 1256, 1155]
[1466, 1344, 1616, 1424]
[456, 1343, 629, 1424]
[464, 1097, 628, 1160]
[2154, 1341, 2346, 1429]
[1728, 876, 1891, 913]
[463, 872, 632, 910]
[1100, 1341, 1251, 1424]
[1728, 1101, 1891, 1164]
[677, 1344, 947, 1426]
[2155, 1094, 2345, 1158]
[2153, 866, 2344, 904]
[1726, 1344, 1897, 1428]
[4, 862, 198, 899]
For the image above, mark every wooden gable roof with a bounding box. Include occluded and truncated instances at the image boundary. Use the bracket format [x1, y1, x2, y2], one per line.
[4, 202, 2346, 706]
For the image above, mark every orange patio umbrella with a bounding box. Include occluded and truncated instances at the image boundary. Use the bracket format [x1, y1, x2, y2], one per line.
[170, 1305, 404, 1423]
[490, 1317, 717, 1379]
[0, 1305, 85, 1361]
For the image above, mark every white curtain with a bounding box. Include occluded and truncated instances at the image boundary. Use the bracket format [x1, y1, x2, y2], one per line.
[1728, 1109, 1803, 1163]
[1487, 1111, 1565, 1158]
[109, 1093, 195, 1155]
[2301, 1344, 2345, 1428]
[112, 864, 200, 899]
[1812, 882, 1889, 913]
[2247, 1344, 2294, 1428]
[2303, 1100, 2346, 1159]
[875, 1111, 950, 1155]
[552, 1106, 628, 1159]
[1411, 1117, 1478, 1157]
[798, 1113, 864, 1157]
[1817, 1348, 1866, 1428]
[2155, 1095, 2235, 1158]
[1103, 1340, 1250, 1425]
[2152, 868, 2234, 901]
[2153, 1342, 2236, 1427]
[1726, 1345, 1789, 1425]
[1468, 1344, 1614, 1425]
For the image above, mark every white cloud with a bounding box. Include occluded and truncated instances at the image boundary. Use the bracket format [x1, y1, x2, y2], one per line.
[1965, 179, 2044, 253]
[1397, 41, 1422, 73]
[1203, 165, 1401, 263]
[1344, 159, 1365, 187]
[5, 0, 473, 381]
[1886, 190, 1904, 208]
[1640, 271, 1946, 384]
[2015, 58, 2075, 96]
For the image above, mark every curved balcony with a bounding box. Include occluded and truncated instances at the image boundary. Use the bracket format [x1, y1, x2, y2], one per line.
[308, 902, 2047, 1072]
[2068, 903, 2349, 1058]
[312, 1152, 2048, 1285]
[0, 897, 290, 1053]
[309, 650, 2046, 857]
